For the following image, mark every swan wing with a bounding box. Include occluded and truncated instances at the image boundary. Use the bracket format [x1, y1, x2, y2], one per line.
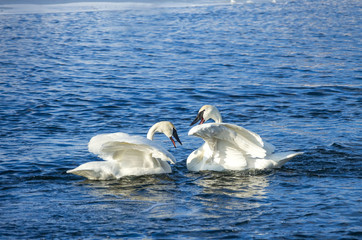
[222, 123, 275, 155]
[188, 124, 249, 170]
[67, 132, 175, 180]
[89, 132, 141, 155]
[210, 138, 248, 169]
[88, 132, 176, 164]
[101, 141, 175, 163]
[189, 123, 268, 159]
[186, 143, 226, 171]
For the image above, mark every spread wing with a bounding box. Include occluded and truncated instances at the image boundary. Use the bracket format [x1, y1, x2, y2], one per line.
[188, 123, 272, 159]
[88, 132, 176, 164]
[222, 123, 275, 155]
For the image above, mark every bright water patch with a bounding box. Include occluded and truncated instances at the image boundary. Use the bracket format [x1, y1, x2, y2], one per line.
[0, 0, 361, 239]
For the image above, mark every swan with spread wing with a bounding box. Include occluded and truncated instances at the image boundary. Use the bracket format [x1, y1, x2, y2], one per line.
[67, 121, 182, 180]
[187, 105, 302, 172]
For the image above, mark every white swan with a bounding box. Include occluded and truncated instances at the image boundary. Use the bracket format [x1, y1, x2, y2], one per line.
[187, 105, 303, 172]
[67, 121, 182, 180]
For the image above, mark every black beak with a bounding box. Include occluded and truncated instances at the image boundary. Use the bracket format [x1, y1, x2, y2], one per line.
[190, 110, 205, 126]
[170, 128, 182, 148]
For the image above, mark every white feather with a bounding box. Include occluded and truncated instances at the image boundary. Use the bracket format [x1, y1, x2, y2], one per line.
[187, 105, 303, 172]
[89, 132, 175, 164]
[67, 122, 178, 180]
[188, 123, 302, 171]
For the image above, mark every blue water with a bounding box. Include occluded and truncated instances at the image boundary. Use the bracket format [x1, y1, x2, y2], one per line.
[0, 0, 361, 239]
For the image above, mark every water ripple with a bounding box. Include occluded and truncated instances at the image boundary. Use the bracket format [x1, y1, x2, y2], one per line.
[0, 0, 361, 239]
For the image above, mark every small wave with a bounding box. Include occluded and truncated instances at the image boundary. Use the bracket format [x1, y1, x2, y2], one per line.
[301, 83, 362, 88]
[285, 144, 362, 177]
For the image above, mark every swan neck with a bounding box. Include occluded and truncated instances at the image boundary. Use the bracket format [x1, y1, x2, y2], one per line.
[214, 118, 222, 123]
[215, 116, 222, 123]
[147, 125, 157, 140]
[212, 110, 222, 123]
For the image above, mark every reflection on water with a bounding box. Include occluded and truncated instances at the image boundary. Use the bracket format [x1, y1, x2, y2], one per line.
[76, 170, 271, 221]
[192, 171, 270, 213]
[195, 171, 270, 199]
[79, 174, 177, 202]
[80, 171, 270, 201]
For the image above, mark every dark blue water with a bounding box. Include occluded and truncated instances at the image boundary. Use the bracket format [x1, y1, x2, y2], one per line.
[0, 0, 361, 239]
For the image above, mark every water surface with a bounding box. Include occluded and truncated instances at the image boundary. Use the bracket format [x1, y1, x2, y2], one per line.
[0, 0, 361, 239]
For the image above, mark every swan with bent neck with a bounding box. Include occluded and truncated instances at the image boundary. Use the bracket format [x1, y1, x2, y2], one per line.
[67, 121, 182, 180]
[187, 105, 303, 172]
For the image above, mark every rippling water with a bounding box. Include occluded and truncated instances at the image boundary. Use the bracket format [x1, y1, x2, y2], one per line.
[0, 0, 361, 239]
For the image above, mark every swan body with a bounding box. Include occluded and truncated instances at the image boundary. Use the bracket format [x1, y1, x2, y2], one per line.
[67, 121, 182, 180]
[187, 105, 303, 172]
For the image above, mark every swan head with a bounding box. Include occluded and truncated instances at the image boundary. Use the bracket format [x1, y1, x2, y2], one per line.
[147, 121, 182, 148]
[190, 105, 222, 126]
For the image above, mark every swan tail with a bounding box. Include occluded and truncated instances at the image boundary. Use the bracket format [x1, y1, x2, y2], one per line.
[253, 151, 303, 169]
[270, 151, 304, 168]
